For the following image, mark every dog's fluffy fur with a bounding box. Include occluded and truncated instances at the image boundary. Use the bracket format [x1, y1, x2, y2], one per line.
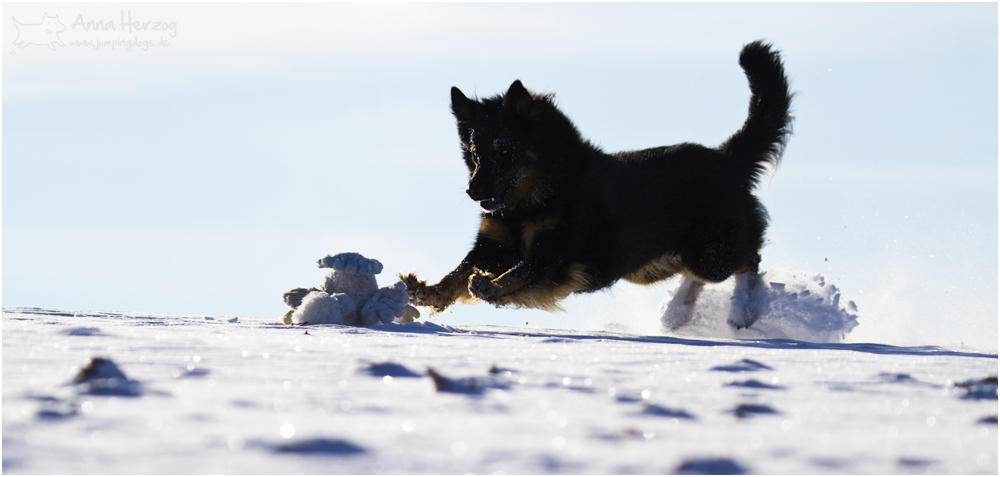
[402, 40, 793, 329]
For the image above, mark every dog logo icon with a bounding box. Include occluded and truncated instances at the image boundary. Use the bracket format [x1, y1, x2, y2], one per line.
[12, 13, 67, 50]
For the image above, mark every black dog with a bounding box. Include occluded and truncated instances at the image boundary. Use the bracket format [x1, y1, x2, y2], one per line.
[402, 40, 792, 329]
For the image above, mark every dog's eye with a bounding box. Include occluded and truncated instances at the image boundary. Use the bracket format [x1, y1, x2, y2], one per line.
[499, 149, 509, 157]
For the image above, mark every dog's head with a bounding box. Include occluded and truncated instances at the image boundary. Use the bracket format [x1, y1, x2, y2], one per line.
[450, 80, 551, 213]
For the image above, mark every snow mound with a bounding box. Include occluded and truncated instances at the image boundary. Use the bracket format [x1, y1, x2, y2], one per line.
[661, 269, 859, 342]
[372, 320, 463, 334]
[69, 357, 142, 397]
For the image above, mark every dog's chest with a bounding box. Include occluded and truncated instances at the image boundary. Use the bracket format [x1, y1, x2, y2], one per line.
[479, 215, 559, 256]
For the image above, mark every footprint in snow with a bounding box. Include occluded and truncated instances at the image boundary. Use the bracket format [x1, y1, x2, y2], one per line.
[615, 394, 645, 403]
[427, 367, 509, 394]
[875, 372, 918, 383]
[726, 379, 786, 390]
[729, 403, 779, 418]
[897, 457, 937, 470]
[361, 362, 423, 378]
[954, 376, 997, 400]
[35, 406, 77, 421]
[592, 428, 656, 442]
[675, 457, 748, 475]
[710, 359, 773, 373]
[810, 457, 848, 469]
[870, 372, 943, 390]
[60, 327, 105, 336]
[31, 396, 78, 421]
[547, 381, 596, 393]
[272, 437, 367, 455]
[641, 403, 696, 420]
[174, 367, 211, 379]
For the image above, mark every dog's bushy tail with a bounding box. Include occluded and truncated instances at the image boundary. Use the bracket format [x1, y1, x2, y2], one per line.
[720, 40, 793, 189]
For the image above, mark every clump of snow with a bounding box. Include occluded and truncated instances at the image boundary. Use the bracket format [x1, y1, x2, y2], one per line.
[291, 291, 359, 326]
[360, 282, 411, 325]
[319, 252, 383, 276]
[661, 269, 859, 342]
[319, 253, 382, 308]
[372, 320, 461, 333]
[286, 252, 414, 326]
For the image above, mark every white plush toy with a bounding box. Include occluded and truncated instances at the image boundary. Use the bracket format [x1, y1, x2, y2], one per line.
[282, 252, 419, 326]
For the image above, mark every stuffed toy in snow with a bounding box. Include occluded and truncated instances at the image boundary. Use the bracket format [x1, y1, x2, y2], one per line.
[282, 252, 419, 326]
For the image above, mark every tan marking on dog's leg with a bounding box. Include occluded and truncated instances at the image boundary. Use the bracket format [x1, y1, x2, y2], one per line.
[493, 263, 591, 311]
[489, 266, 524, 293]
[434, 270, 477, 308]
[456, 294, 483, 305]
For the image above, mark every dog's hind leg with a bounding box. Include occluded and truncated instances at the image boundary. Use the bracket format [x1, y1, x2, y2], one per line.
[728, 271, 762, 329]
[660, 275, 705, 331]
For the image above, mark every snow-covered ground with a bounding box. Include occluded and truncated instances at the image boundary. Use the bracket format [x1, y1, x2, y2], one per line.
[2, 306, 996, 474]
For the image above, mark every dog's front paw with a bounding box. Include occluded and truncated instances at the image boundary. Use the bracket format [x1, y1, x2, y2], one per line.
[400, 272, 452, 313]
[468, 272, 499, 303]
[399, 272, 429, 304]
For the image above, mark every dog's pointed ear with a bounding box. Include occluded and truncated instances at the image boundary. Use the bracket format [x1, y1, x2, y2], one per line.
[451, 86, 476, 122]
[504, 80, 533, 118]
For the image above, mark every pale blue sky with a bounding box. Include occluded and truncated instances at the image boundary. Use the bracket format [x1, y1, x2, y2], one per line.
[3, 3, 997, 349]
